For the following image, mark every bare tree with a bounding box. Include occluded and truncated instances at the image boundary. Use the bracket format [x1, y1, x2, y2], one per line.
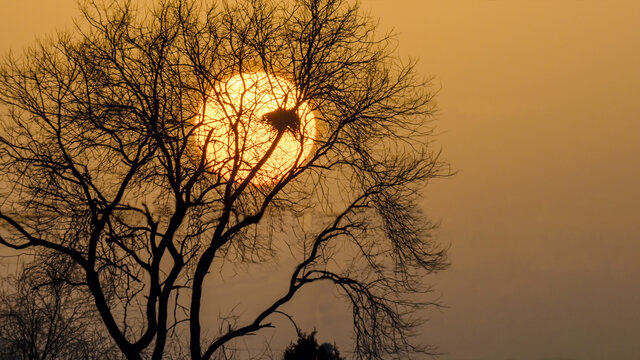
[0, 0, 449, 359]
[0, 255, 120, 360]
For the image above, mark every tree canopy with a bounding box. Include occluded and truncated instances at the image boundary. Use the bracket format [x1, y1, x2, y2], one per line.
[0, 0, 449, 358]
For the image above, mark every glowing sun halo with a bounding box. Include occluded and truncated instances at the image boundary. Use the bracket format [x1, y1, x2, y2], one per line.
[194, 72, 317, 186]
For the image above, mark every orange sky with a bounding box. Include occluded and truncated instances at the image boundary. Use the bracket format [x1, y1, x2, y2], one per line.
[1, 1, 639, 359]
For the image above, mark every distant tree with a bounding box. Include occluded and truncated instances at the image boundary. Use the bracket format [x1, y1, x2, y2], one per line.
[0, 256, 119, 360]
[0, 0, 450, 359]
[283, 331, 344, 360]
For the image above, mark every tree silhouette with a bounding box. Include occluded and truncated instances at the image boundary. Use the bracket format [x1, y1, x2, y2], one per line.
[283, 331, 343, 360]
[0, 257, 119, 360]
[0, 0, 449, 359]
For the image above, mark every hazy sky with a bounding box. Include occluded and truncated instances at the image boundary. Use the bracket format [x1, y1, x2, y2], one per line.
[1, 1, 639, 360]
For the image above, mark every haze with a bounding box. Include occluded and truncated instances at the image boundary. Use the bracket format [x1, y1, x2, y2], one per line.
[1, 1, 638, 359]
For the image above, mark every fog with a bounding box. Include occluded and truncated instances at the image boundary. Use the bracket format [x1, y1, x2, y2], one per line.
[1, 1, 638, 359]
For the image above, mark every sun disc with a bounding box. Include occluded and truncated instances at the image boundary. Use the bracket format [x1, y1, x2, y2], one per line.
[194, 72, 316, 186]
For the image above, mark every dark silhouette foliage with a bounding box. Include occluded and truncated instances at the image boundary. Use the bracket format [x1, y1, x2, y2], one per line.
[283, 331, 343, 360]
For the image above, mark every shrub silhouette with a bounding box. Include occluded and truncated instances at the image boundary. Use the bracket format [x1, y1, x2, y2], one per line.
[283, 331, 344, 360]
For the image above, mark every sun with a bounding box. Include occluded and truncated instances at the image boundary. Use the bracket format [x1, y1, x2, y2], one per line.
[194, 72, 317, 186]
